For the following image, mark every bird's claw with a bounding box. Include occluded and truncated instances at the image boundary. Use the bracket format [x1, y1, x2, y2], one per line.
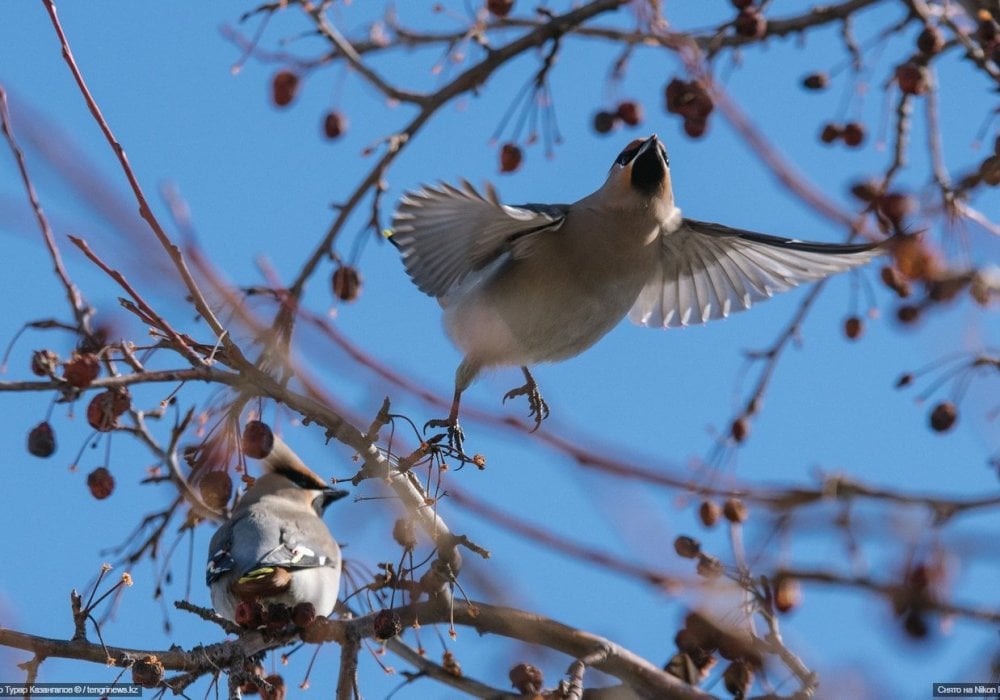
[502, 383, 550, 432]
[424, 417, 466, 457]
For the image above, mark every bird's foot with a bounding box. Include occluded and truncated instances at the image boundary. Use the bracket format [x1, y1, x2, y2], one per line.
[503, 378, 550, 432]
[424, 417, 466, 457]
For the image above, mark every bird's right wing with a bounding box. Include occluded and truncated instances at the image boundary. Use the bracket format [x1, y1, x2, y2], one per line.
[629, 218, 882, 328]
[391, 181, 566, 298]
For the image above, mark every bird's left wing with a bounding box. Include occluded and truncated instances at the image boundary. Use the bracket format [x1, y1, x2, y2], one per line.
[629, 218, 881, 328]
[392, 181, 566, 297]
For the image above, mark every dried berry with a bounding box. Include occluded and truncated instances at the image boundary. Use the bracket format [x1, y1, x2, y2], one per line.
[392, 517, 418, 550]
[261, 674, 286, 700]
[200, 470, 233, 511]
[730, 0, 753, 8]
[696, 553, 725, 578]
[265, 603, 292, 633]
[896, 304, 921, 324]
[844, 316, 864, 340]
[509, 663, 543, 694]
[773, 575, 802, 613]
[880, 266, 912, 298]
[86, 388, 129, 432]
[734, 7, 767, 39]
[843, 122, 866, 147]
[592, 110, 618, 134]
[235, 600, 265, 629]
[373, 608, 403, 640]
[903, 609, 929, 638]
[271, 70, 299, 107]
[665, 79, 713, 121]
[31, 349, 59, 377]
[895, 62, 928, 95]
[979, 155, 1000, 186]
[698, 500, 721, 528]
[487, 0, 514, 18]
[292, 602, 316, 628]
[322, 111, 348, 139]
[916, 25, 943, 55]
[28, 422, 56, 458]
[242, 420, 275, 459]
[929, 401, 957, 432]
[723, 498, 747, 523]
[849, 180, 878, 202]
[730, 417, 749, 443]
[877, 192, 915, 228]
[820, 123, 842, 144]
[499, 142, 523, 173]
[616, 100, 643, 127]
[895, 373, 914, 388]
[332, 265, 362, 302]
[891, 236, 939, 281]
[801, 72, 828, 90]
[674, 535, 701, 559]
[131, 656, 164, 688]
[63, 352, 100, 388]
[683, 118, 707, 138]
[87, 467, 115, 500]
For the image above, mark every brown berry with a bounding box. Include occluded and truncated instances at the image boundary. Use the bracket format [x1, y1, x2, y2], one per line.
[332, 265, 362, 302]
[683, 118, 708, 138]
[903, 609, 929, 638]
[265, 603, 292, 633]
[373, 608, 402, 640]
[917, 25, 944, 55]
[271, 70, 299, 107]
[499, 142, 522, 173]
[820, 123, 842, 144]
[730, 0, 753, 8]
[929, 401, 957, 432]
[773, 575, 802, 613]
[593, 110, 618, 134]
[487, 0, 514, 18]
[509, 663, 543, 694]
[322, 111, 348, 139]
[891, 236, 939, 281]
[843, 122, 866, 147]
[292, 602, 317, 628]
[895, 62, 928, 95]
[880, 266, 912, 298]
[844, 316, 864, 340]
[616, 100, 643, 127]
[730, 417, 749, 443]
[698, 500, 721, 528]
[87, 467, 115, 500]
[86, 388, 128, 432]
[696, 553, 725, 578]
[392, 517, 418, 550]
[63, 352, 100, 388]
[979, 155, 1000, 186]
[131, 656, 164, 689]
[31, 349, 59, 377]
[723, 498, 748, 523]
[665, 79, 713, 120]
[674, 535, 701, 559]
[199, 471, 233, 511]
[261, 674, 287, 700]
[849, 180, 879, 202]
[896, 304, 921, 324]
[235, 600, 265, 629]
[801, 72, 828, 90]
[895, 373, 914, 388]
[877, 192, 915, 227]
[242, 420, 275, 459]
[27, 421, 56, 458]
[734, 8, 767, 39]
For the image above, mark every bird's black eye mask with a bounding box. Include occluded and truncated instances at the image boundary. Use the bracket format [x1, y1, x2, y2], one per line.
[272, 462, 328, 491]
[615, 139, 644, 166]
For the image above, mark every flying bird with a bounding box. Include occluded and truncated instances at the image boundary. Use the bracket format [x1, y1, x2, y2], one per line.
[391, 134, 880, 450]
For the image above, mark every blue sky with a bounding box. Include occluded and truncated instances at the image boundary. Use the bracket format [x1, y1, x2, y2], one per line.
[1, 2, 998, 699]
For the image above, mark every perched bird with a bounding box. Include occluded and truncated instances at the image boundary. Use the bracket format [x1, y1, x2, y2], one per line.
[391, 134, 880, 447]
[206, 438, 348, 623]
